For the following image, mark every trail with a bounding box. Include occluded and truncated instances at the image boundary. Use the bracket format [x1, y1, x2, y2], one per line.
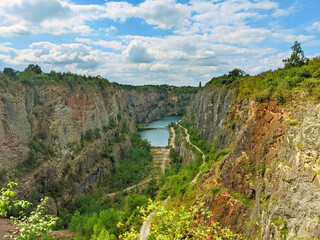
[169, 127, 176, 148]
[177, 123, 205, 162]
[176, 123, 205, 184]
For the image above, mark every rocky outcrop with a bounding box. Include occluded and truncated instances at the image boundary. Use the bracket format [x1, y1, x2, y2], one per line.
[184, 86, 320, 239]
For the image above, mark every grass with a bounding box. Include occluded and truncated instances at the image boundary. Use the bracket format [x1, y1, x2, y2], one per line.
[274, 158, 292, 168]
[284, 118, 301, 127]
[297, 142, 304, 150]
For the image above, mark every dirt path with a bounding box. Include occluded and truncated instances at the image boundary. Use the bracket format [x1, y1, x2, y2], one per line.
[177, 123, 205, 162]
[105, 178, 152, 197]
[176, 123, 205, 184]
[169, 127, 176, 148]
[0, 219, 17, 239]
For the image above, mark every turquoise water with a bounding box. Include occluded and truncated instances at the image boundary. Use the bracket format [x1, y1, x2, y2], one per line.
[139, 115, 182, 147]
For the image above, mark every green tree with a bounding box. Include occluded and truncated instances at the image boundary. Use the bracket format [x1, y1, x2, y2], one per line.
[228, 68, 246, 79]
[3, 68, 18, 79]
[282, 41, 307, 68]
[25, 64, 42, 74]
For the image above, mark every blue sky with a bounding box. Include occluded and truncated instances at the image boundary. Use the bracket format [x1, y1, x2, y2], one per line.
[0, 0, 319, 86]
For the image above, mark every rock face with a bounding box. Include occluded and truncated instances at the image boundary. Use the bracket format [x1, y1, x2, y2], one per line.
[183, 87, 320, 239]
[0, 82, 195, 207]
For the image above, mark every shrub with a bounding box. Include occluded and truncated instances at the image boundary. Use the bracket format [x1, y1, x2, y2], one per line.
[120, 200, 242, 239]
[0, 182, 57, 240]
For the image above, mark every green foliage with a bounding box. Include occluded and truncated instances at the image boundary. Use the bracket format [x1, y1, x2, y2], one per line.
[82, 128, 102, 142]
[271, 217, 288, 240]
[208, 148, 231, 165]
[25, 64, 43, 74]
[169, 148, 182, 173]
[282, 41, 307, 68]
[3, 67, 19, 80]
[68, 190, 148, 240]
[0, 182, 57, 240]
[273, 158, 292, 168]
[259, 162, 266, 177]
[179, 123, 209, 154]
[16, 139, 53, 175]
[206, 68, 247, 87]
[158, 151, 203, 199]
[104, 133, 152, 191]
[238, 56, 320, 103]
[297, 141, 304, 150]
[120, 200, 242, 239]
[284, 118, 301, 127]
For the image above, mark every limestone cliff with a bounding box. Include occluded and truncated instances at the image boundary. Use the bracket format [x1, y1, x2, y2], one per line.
[183, 86, 320, 239]
[0, 81, 196, 209]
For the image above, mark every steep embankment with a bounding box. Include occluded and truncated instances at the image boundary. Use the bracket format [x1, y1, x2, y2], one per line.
[182, 84, 320, 238]
[0, 80, 196, 211]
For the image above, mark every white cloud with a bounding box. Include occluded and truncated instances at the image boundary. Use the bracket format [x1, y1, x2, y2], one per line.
[272, 32, 314, 43]
[102, 0, 191, 29]
[307, 21, 320, 32]
[75, 37, 123, 50]
[124, 41, 155, 63]
[190, 0, 277, 26]
[207, 25, 271, 45]
[272, 5, 296, 18]
[0, 0, 102, 36]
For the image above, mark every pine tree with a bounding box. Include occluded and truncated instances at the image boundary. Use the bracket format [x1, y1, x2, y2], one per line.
[282, 41, 307, 68]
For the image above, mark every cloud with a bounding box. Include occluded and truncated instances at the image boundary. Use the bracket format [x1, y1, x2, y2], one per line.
[190, 0, 277, 26]
[272, 5, 296, 17]
[102, 0, 191, 29]
[307, 21, 320, 32]
[0, 0, 101, 36]
[272, 32, 314, 43]
[125, 41, 154, 63]
[75, 38, 123, 50]
[0, 42, 114, 72]
[207, 25, 271, 45]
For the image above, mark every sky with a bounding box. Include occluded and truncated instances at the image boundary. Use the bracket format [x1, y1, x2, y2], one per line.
[0, 0, 319, 86]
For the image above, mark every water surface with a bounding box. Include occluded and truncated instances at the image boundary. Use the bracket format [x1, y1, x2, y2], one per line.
[139, 115, 182, 147]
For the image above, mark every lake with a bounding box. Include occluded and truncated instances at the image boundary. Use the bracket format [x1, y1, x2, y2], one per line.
[139, 115, 182, 147]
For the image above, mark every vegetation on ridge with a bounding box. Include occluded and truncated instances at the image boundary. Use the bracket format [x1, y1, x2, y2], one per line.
[205, 42, 320, 104]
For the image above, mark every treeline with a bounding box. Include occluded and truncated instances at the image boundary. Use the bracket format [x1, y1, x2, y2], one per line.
[0, 64, 199, 94]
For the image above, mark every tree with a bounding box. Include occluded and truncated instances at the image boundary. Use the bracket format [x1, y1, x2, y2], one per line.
[3, 68, 18, 79]
[282, 41, 307, 68]
[199, 81, 202, 88]
[228, 68, 246, 79]
[25, 64, 42, 74]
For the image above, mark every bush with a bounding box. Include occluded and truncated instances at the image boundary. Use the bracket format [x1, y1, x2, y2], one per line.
[0, 182, 57, 240]
[120, 200, 242, 239]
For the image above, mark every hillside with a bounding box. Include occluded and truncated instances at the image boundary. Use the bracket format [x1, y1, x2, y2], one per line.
[178, 56, 320, 238]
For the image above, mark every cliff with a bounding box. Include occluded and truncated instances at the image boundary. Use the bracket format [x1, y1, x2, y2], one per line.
[182, 85, 320, 238]
[0, 79, 196, 209]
